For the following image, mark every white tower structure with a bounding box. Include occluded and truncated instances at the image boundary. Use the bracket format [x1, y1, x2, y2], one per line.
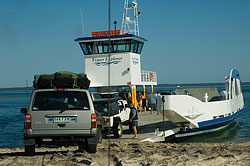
[75, 0, 157, 109]
[75, 33, 157, 88]
[121, 0, 140, 36]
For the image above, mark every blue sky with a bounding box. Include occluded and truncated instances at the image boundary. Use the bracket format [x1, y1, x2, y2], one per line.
[0, 0, 249, 88]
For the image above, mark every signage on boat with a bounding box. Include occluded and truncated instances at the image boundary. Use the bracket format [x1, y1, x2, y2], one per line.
[91, 30, 126, 37]
[92, 56, 123, 66]
[132, 57, 138, 65]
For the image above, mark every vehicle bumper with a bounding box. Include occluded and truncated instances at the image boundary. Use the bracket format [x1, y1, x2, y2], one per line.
[24, 135, 98, 146]
[24, 128, 97, 137]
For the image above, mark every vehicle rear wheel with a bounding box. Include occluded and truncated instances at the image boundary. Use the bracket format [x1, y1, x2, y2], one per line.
[113, 121, 122, 138]
[78, 142, 85, 152]
[24, 145, 35, 156]
[86, 143, 97, 153]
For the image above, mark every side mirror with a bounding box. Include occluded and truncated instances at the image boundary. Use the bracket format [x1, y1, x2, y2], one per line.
[20, 108, 27, 114]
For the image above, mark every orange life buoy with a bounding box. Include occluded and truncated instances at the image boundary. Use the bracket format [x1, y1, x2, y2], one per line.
[150, 72, 153, 80]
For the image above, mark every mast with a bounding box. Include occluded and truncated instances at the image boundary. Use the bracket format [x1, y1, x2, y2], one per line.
[121, 0, 140, 36]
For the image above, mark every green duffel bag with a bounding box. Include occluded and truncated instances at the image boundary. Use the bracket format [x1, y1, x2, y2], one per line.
[34, 74, 54, 89]
[52, 71, 77, 88]
[33, 74, 41, 88]
[76, 73, 91, 89]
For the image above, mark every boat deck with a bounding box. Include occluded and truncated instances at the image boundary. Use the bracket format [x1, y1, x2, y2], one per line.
[175, 88, 220, 102]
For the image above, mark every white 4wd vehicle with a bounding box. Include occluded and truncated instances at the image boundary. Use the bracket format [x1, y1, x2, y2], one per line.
[93, 98, 130, 138]
[20, 88, 99, 155]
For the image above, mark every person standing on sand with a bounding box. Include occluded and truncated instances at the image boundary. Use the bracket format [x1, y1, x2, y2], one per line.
[137, 92, 143, 113]
[156, 91, 161, 115]
[129, 102, 138, 139]
[149, 92, 157, 114]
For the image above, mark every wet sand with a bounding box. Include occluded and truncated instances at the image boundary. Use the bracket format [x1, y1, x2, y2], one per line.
[0, 111, 249, 166]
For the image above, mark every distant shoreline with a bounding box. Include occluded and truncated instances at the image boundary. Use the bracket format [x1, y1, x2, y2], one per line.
[1, 82, 250, 91]
[157, 82, 250, 87]
[0, 87, 34, 91]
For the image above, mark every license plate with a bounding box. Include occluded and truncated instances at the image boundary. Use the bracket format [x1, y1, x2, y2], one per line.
[43, 138, 52, 141]
[53, 117, 70, 123]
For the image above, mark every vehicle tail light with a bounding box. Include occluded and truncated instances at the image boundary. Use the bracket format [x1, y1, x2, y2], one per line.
[56, 88, 65, 91]
[25, 114, 31, 129]
[91, 114, 96, 128]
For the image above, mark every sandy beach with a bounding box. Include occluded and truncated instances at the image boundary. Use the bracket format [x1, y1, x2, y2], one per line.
[0, 142, 250, 166]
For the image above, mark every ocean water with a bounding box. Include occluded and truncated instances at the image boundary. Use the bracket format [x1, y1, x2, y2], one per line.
[0, 86, 249, 149]
[0, 90, 32, 149]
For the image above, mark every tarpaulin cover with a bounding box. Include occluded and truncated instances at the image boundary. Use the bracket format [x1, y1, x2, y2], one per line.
[33, 71, 90, 89]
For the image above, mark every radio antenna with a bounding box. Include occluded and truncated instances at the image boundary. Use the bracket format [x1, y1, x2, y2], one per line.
[80, 6, 85, 36]
[121, 0, 140, 36]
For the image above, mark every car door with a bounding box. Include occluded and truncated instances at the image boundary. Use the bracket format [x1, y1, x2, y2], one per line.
[117, 99, 130, 122]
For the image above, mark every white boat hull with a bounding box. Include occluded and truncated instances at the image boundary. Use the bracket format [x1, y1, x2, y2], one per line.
[160, 69, 244, 140]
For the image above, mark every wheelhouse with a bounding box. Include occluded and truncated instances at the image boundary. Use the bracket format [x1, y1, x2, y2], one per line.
[75, 33, 146, 55]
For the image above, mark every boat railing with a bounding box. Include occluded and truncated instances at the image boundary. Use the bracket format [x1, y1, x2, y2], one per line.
[141, 70, 157, 83]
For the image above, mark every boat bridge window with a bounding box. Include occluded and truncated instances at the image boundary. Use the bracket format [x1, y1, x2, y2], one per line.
[234, 79, 242, 97]
[80, 39, 144, 55]
[80, 42, 93, 55]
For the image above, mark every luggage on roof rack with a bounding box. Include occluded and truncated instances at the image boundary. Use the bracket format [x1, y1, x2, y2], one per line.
[34, 74, 54, 89]
[52, 71, 77, 88]
[33, 71, 90, 89]
[76, 73, 91, 89]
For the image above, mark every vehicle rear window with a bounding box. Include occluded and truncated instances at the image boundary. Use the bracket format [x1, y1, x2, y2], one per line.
[32, 91, 90, 111]
[93, 101, 119, 116]
[100, 93, 119, 99]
